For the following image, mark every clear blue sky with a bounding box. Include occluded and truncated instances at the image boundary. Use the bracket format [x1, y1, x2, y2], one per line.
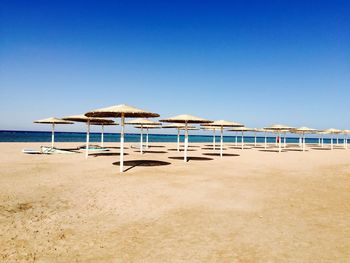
[1, 0, 349, 133]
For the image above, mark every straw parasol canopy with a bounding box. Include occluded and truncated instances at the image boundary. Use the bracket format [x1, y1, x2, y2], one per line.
[34, 117, 74, 124]
[291, 127, 318, 133]
[264, 124, 295, 131]
[160, 114, 212, 162]
[134, 124, 162, 130]
[204, 120, 243, 127]
[201, 120, 244, 157]
[85, 104, 160, 173]
[323, 128, 342, 134]
[126, 118, 160, 126]
[62, 114, 117, 155]
[228, 127, 254, 132]
[34, 117, 73, 148]
[126, 118, 161, 154]
[179, 127, 198, 130]
[85, 104, 159, 118]
[62, 114, 114, 124]
[160, 114, 211, 124]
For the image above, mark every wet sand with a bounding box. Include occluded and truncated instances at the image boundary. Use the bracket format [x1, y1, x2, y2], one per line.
[1, 142, 350, 262]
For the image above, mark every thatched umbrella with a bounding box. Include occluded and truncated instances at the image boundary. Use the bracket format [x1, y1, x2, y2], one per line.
[264, 124, 294, 153]
[162, 123, 195, 152]
[202, 120, 243, 157]
[228, 127, 253, 150]
[62, 114, 116, 158]
[160, 114, 212, 162]
[85, 104, 159, 173]
[34, 117, 73, 148]
[126, 118, 160, 154]
[291, 127, 318, 152]
[133, 124, 162, 149]
[201, 126, 221, 150]
[323, 128, 342, 150]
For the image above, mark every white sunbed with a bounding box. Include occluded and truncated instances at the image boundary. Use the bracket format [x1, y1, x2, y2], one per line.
[22, 148, 42, 154]
[41, 146, 76, 154]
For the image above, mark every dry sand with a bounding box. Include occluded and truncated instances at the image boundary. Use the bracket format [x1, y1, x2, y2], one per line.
[0, 142, 350, 262]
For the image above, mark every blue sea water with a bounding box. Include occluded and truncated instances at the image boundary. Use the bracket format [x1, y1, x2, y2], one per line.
[0, 130, 346, 144]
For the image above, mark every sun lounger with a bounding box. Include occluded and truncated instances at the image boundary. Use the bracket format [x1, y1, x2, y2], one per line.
[22, 148, 42, 154]
[79, 145, 109, 151]
[41, 146, 77, 154]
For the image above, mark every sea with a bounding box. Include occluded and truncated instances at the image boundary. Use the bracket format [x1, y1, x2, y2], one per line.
[0, 130, 345, 144]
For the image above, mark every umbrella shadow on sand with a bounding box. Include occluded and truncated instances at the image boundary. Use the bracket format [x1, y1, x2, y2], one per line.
[228, 146, 252, 150]
[168, 156, 213, 162]
[202, 153, 240, 157]
[90, 152, 129, 157]
[167, 149, 197, 152]
[134, 151, 168, 154]
[259, 149, 288, 153]
[105, 147, 129, 150]
[148, 145, 166, 148]
[310, 148, 332, 150]
[284, 149, 307, 152]
[201, 147, 227, 150]
[113, 160, 171, 172]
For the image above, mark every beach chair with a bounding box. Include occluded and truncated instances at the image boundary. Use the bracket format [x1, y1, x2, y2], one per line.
[22, 148, 42, 154]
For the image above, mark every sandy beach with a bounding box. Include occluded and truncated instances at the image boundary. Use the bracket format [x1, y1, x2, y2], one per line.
[1, 142, 350, 262]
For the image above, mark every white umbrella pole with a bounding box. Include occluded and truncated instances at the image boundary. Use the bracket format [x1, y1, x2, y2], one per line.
[213, 129, 216, 150]
[337, 135, 339, 145]
[254, 132, 257, 147]
[140, 125, 143, 154]
[85, 120, 90, 159]
[235, 132, 238, 146]
[264, 131, 267, 149]
[51, 123, 55, 148]
[344, 134, 346, 149]
[321, 135, 324, 148]
[318, 137, 321, 146]
[283, 132, 286, 148]
[120, 115, 125, 173]
[146, 128, 149, 149]
[275, 135, 278, 146]
[177, 128, 180, 152]
[331, 134, 333, 150]
[184, 123, 188, 162]
[220, 127, 223, 158]
[101, 125, 104, 148]
[302, 133, 306, 152]
[279, 132, 282, 153]
[241, 131, 244, 150]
